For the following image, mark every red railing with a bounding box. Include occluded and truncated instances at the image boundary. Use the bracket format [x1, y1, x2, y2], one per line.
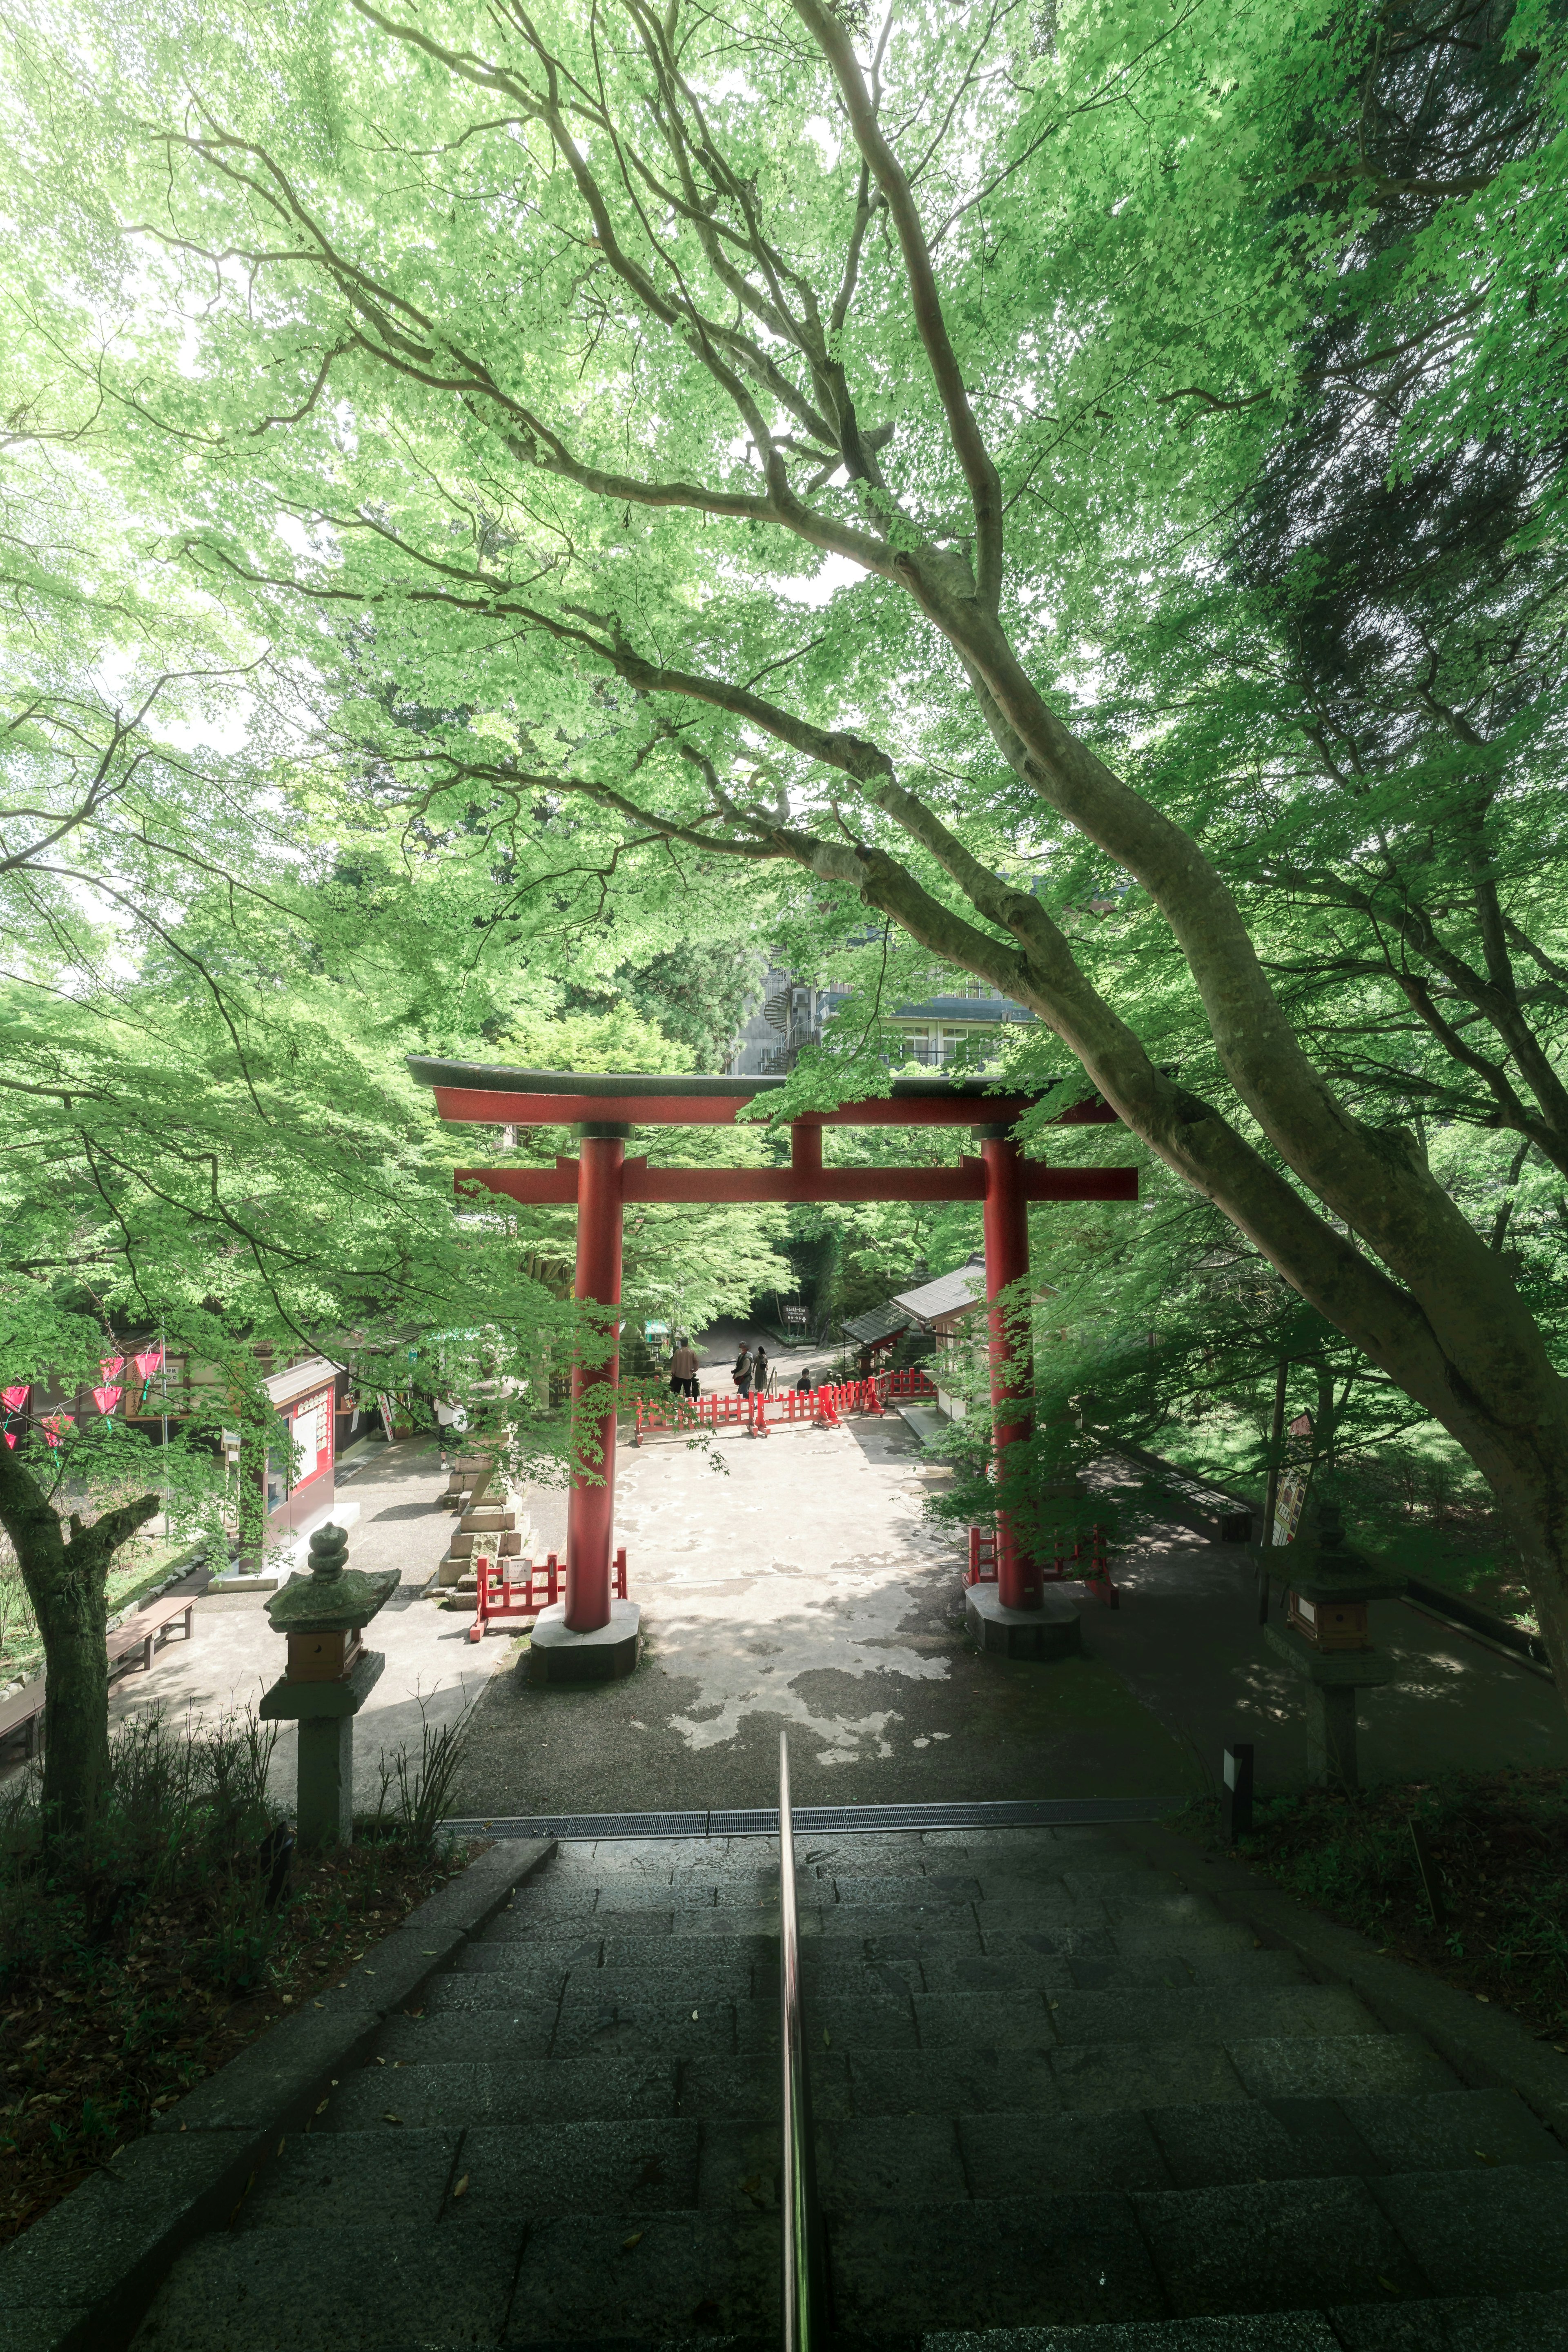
[967, 1520, 1119, 1607]
[466, 1546, 628, 1642]
[633, 1365, 936, 1443]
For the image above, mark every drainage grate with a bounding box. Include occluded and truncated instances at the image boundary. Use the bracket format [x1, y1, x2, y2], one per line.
[443, 1795, 1185, 1841]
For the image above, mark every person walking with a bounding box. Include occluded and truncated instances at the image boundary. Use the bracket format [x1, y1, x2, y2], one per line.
[751, 1343, 770, 1396]
[669, 1334, 699, 1401]
[732, 1343, 752, 1397]
[795, 1365, 813, 1394]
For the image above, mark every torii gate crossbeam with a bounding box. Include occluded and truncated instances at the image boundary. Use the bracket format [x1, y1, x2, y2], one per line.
[409, 1062, 1138, 1679]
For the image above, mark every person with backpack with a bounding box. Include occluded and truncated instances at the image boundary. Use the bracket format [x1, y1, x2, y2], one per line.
[732, 1343, 752, 1397]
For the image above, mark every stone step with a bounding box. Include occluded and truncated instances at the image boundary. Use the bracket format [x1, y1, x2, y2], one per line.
[336, 2023, 1452, 2140]
[825, 2028, 1451, 2116]
[133, 2218, 527, 2350]
[812, 2088, 1565, 2204]
[921, 2296, 1568, 2352]
[829, 1871, 986, 1904]
[318, 2053, 681, 2129]
[499, 1880, 775, 1918]
[440, 1524, 526, 1559]
[386, 1987, 914, 2065]
[234, 2095, 1561, 2243]
[431, 1953, 763, 2008]
[410, 1972, 1376, 2064]
[447, 1927, 1319, 2010]
[134, 2210, 780, 2349]
[828, 2163, 1568, 2336]
[460, 1922, 782, 1964]
[239, 2117, 708, 2230]
[1045, 1983, 1378, 2046]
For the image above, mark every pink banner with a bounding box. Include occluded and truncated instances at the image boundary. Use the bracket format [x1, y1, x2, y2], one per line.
[133, 1348, 164, 1381]
[92, 1386, 123, 1417]
[2, 1432, 15, 1450]
[99, 1354, 125, 1383]
[1, 1384, 28, 1413]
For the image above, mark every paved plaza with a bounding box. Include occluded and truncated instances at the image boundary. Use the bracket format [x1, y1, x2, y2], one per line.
[453, 1362, 1568, 1817]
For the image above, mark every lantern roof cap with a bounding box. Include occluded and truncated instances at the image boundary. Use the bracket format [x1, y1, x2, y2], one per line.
[265, 1522, 397, 1635]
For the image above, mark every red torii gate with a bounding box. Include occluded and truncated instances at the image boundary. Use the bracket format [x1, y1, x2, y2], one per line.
[408, 1062, 1137, 1677]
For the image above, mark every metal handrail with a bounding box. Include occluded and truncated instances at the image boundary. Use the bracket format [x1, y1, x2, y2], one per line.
[779, 1730, 826, 2350]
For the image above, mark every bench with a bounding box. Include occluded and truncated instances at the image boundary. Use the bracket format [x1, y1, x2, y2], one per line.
[0, 1592, 200, 1763]
[106, 1591, 196, 1677]
[0, 1675, 45, 1759]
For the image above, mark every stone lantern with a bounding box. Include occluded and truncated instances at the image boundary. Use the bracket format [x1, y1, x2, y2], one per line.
[259, 1524, 398, 1847]
[1261, 1504, 1405, 1793]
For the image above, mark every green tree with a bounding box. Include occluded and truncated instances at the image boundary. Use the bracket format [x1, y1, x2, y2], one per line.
[7, 0, 1568, 1680]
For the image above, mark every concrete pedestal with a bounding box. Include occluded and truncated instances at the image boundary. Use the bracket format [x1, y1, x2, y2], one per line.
[296, 1715, 354, 1847]
[528, 1599, 641, 1685]
[260, 1647, 385, 1846]
[1263, 1625, 1393, 1794]
[965, 1582, 1082, 1661]
[1304, 1682, 1360, 1793]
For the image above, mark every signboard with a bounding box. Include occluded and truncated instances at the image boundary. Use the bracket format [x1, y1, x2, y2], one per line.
[1272, 1467, 1309, 1545]
[782, 1305, 808, 1326]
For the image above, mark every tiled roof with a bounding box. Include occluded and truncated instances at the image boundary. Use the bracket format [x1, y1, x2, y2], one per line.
[841, 1302, 913, 1347]
[263, 1355, 342, 1409]
[893, 1256, 988, 1324]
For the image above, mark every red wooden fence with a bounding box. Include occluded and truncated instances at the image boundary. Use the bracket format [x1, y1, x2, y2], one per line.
[632, 1364, 937, 1443]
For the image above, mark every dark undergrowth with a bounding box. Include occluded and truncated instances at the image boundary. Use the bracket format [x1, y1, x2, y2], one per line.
[1192, 1767, 1568, 2046]
[0, 1707, 475, 2242]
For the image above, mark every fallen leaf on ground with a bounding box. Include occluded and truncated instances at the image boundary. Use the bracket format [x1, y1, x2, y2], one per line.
[621, 2230, 644, 2251]
[452, 2175, 469, 2198]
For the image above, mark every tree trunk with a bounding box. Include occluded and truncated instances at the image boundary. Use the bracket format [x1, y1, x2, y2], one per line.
[33, 1569, 113, 1835]
[0, 1440, 160, 1838]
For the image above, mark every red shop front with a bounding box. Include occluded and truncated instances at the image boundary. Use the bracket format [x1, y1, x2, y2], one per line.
[263, 1355, 343, 1538]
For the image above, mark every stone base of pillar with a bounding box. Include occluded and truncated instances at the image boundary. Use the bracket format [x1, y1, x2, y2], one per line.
[528, 1599, 641, 1685]
[965, 1582, 1082, 1661]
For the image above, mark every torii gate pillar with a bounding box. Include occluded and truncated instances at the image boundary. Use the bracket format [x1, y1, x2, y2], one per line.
[531, 1123, 643, 1683]
[979, 1128, 1037, 1612]
[564, 1129, 626, 1633]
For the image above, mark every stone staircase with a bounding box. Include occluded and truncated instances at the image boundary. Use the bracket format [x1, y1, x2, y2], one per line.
[132, 1826, 1568, 2348]
[433, 1454, 534, 1593]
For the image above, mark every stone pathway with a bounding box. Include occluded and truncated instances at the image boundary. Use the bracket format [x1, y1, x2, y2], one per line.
[131, 1822, 1568, 2346]
[454, 1411, 1194, 1818]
